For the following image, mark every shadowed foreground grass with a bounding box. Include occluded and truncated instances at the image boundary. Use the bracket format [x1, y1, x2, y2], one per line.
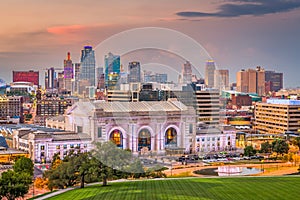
[48, 176, 300, 200]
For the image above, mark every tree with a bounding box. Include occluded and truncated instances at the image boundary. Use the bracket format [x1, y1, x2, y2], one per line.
[123, 158, 145, 179]
[292, 137, 300, 150]
[91, 141, 133, 186]
[45, 157, 78, 190]
[272, 139, 289, 156]
[13, 157, 34, 176]
[244, 146, 256, 157]
[50, 153, 63, 170]
[46, 151, 94, 189]
[260, 142, 272, 153]
[34, 177, 49, 190]
[0, 170, 32, 200]
[145, 165, 167, 178]
[74, 152, 93, 188]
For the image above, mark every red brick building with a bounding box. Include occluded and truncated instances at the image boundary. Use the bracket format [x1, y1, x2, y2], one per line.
[13, 70, 39, 85]
[231, 94, 252, 108]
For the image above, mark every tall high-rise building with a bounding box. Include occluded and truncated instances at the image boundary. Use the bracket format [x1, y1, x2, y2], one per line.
[265, 70, 283, 93]
[45, 68, 55, 90]
[182, 61, 192, 83]
[236, 66, 265, 96]
[79, 46, 96, 87]
[205, 60, 216, 88]
[214, 69, 229, 91]
[13, 70, 39, 86]
[74, 63, 80, 93]
[64, 52, 73, 92]
[144, 73, 167, 83]
[128, 62, 141, 83]
[105, 52, 120, 89]
[195, 87, 220, 126]
[96, 67, 105, 90]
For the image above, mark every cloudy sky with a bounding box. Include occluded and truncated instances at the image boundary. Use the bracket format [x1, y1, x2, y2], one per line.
[0, 0, 299, 87]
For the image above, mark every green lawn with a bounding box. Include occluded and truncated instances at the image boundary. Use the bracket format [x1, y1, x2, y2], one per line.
[48, 176, 300, 200]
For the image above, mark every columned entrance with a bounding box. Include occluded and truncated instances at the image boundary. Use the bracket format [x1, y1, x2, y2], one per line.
[138, 128, 151, 151]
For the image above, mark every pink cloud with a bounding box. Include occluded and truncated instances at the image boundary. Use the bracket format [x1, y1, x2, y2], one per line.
[47, 24, 112, 35]
[47, 25, 87, 35]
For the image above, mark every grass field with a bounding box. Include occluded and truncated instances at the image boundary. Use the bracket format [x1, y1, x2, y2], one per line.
[48, 176, 300, 200]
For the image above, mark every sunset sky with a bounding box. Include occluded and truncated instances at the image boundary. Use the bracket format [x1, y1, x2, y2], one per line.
[0, 0, 300, 87]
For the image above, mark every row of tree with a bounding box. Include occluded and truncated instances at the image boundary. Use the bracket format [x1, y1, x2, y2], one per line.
[244, 138, 299, 157]
[44, 141, 167, 190]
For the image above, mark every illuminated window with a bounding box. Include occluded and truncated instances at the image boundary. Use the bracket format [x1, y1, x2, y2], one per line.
[56, 145, 60, 149]
[41, 145, 45, 151]
[165, 127, 177, 146]
[110, 130, 123, 148]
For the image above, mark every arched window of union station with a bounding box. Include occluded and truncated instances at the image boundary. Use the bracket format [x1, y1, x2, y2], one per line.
[110, 129, 123, 148]
[165, 127, 177, 147]
[138, 128, 151, 151]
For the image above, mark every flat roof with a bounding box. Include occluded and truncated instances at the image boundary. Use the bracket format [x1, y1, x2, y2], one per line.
[267, 99, 300, 105]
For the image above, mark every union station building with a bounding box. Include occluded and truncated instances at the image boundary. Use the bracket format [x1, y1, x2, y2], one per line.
[47, 100, 197, 154]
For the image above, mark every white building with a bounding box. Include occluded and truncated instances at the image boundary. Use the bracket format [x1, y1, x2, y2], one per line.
[12, 127, 92, 163]
[195, 126, 236, 153]
[60, 100, 197, 154]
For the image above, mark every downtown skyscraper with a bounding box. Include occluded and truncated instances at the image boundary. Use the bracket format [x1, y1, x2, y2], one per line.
[79, 46, 96, 87]
[64, 52, 73, 92]
[105, 52, 120, 89]
[205, 60, 216, 88]
[236, 66, 265, 96]
[128, 61, 141, 83]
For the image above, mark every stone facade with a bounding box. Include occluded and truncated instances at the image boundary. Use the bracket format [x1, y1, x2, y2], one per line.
[63, 100, 197, 153]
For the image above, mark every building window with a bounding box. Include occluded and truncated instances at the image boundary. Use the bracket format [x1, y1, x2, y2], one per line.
[77, 126, 83, 133]
[97, 127, 102, 138]
[77, 144, 81, 148]
[165, 127, 177, 146]
[84, 144, 87, 148]
[70, 144, 74, 148]
[63, 144, 67, 149]
[110, 130, 123, 148]
[41, 145, 45, 151]
[56, 145, 60, 149]
[189, 124, 193, 134]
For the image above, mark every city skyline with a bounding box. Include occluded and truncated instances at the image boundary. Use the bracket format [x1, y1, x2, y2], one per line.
[0, 0, 300, 87]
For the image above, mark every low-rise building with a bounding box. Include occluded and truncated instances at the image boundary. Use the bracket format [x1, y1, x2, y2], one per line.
[255, 99, 300, 135]
[12, 127, 92, 163]
[195, 126, 236, 153]
[0, 95, 23, 123]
